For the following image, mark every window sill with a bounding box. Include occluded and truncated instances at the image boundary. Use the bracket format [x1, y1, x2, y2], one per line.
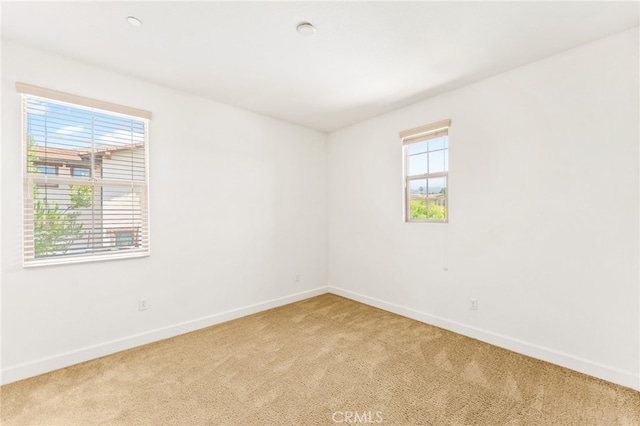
[23, 250, 150, 268]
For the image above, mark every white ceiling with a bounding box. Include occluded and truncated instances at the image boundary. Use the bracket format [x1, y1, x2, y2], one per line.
[2, 1, 638, 133]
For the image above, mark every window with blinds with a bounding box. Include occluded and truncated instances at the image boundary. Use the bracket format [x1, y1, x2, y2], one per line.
[18, 83, 151, 266]
[401, 119, 450, 223]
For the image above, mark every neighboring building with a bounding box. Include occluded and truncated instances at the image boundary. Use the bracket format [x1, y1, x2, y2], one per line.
[31, 143, 144, 255]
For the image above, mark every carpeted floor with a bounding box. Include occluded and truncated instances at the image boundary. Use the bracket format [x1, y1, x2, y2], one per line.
[1, 294, 639, 425]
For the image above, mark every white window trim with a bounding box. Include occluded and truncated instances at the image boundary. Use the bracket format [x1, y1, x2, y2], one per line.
[17, 83, 151, 267]
[401, 119, 451, 223]
[15, 82, 152, 120]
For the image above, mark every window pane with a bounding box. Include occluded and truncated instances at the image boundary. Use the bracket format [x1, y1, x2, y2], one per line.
[408, 153, 427, 175]
[410, 198, 428, 219]
[102, 186, 143, 248]
[25, 97, 146, 183]
[100, 146, 146, 182]
[410, 179, 427, 195]
[427, 177, 447, 220]
[73, 167, 90, 178]
[37, 166, 56, 175]
[115, 231, 135, 247]
[409, 179, 427, 219]
[428, 177, 446, 194]
[32, 183, 94, 258]
[428, 150, 445, 173]
[407, 141, 428, 155]
[427, 199, 447, 220]
[32, 184, 143, 257]
[428, 137, 445, 151]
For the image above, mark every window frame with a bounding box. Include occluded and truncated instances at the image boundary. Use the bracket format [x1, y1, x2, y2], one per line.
[71, 166, 91, 178]
[109, 228, 140, 248]
[401, 119, 451, 223]
[18, 82, 152, 267]
[37, 165, 58, 175]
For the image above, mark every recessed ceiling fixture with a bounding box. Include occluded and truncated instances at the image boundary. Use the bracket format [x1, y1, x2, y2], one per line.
[296, 22, 316, 37]
[127, 16, 143, 27]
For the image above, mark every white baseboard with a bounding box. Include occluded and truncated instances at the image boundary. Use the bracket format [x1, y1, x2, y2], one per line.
[1, 287, 328, 385]
[4, 285, 638, 392]
[328, 285, 640, 392]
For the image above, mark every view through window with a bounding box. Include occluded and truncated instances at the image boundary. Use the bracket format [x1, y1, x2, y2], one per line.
[401, 120, 450, 222]
[21, 87, 150, 265]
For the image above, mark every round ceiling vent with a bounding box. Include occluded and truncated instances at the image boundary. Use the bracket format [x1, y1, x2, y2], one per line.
[127, 16, 143, 27]
[296, 22, 316, 37]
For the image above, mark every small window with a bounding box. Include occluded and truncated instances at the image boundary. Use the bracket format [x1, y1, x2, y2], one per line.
[37, 165, 57, 175]
[72, 167, 90, 178]
[35, 165, 59, 187]
[18, 82, 152, 266]
[401, 119, 450, 222]
[110, 228, 139, 248]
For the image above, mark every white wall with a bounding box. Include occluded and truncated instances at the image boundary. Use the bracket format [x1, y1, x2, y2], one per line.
[1, 40, 328, 384]
[327, 28, 640, 390]
[3, 28, 639, 391]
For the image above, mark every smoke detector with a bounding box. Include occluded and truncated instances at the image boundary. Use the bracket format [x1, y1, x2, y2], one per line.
[296, 22, 316, 36]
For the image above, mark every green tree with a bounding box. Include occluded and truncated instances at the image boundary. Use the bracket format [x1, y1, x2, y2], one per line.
[28, 138, 93, 257]
[410, 200, 447, 220]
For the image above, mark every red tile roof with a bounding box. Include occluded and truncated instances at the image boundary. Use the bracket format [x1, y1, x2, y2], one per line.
[34, 143, 143, 164]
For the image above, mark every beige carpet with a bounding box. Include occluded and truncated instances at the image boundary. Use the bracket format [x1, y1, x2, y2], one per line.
[1, 294, 639, 425]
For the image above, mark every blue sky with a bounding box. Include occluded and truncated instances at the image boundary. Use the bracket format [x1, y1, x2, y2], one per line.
[26, 97, 145, 151]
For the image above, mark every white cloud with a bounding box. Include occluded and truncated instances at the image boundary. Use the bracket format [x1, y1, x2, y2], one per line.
[28, 99, 49, 115]
[55, 125, 84, 135]
[98, 129, 145, 146]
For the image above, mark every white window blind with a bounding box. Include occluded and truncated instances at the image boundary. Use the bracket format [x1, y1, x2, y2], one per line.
[401, 119, 450, 222]
[18, 83, 151, 266]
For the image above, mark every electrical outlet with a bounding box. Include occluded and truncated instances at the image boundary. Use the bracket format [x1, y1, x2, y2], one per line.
[470, 298, 478, 311]
[138, 299, 148, 311]
[295, 274, 300, 283]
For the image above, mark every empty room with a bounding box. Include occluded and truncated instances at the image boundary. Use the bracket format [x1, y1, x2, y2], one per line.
[1, 1, 639, 425]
